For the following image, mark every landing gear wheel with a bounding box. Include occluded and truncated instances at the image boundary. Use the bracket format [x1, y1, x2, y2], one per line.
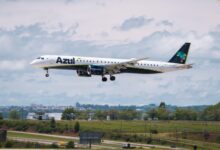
[45, 69, 49, 77]
[102, 76, 107, 82]
[110, 75, 116, 81]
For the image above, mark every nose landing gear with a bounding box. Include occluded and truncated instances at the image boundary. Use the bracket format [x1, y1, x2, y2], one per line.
[45, 69, 49, 77]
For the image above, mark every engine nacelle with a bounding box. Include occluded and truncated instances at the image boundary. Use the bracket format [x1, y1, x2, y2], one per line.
[76, 69, 91, 77]
[90, 65, 104, 75]
[76, 65, 104, 77]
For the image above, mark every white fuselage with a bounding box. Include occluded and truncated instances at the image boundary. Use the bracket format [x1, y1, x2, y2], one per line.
[31, 55, 188, 73]
[30, 43, 192, 81]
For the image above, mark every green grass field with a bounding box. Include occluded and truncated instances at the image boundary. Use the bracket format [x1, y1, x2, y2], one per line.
[62, 120, 220, 150]
[61, 120, 220, 133]
[2, 120, 220, 149]
[2, 120, 220, 133]
[7, 131, 174, 150]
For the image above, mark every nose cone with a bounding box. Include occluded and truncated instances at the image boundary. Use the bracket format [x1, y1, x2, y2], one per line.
[30, 60, 37, 66]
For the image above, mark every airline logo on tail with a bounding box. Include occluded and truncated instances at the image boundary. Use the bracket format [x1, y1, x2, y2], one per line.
[177, 51, 187, 63]
[169, 42, 190, 64]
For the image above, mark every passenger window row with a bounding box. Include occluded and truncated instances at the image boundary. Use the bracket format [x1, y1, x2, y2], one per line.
[77, 59, 160, 67]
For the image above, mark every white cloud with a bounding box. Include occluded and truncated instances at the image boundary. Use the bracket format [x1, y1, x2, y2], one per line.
[157, 20, 173, 27]
[0, 60, 26, 71]
[115, 16, 154, 31]
[0, 0, 219, 45]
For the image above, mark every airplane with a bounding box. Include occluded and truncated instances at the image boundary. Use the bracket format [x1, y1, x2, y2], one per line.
[30, 43, 192, 82]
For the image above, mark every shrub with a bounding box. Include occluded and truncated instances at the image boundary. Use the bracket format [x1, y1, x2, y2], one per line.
[0, 113, 3, 120]
[66, 141, 75, 148]
[50, 118, 56, 130]
[25, 142, 34, 148]
[34, 143, 41, 148]
[203, 131, 210, 141]
[110, 133, 121, 140]
[4, 141, 13, 148]
[74, 121, 80, 133]
[181, 130, 188, 139]
[146, 137, 152, 144]
[15, 123, 28, 131]
[150, 129, 158, 134]
[50, 143, 59, 148]
[216, 135, 220, 143]
[36, 124, 52, 133]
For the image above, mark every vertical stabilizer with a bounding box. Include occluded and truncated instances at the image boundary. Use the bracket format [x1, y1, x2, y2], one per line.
[169, 43, 190, 64]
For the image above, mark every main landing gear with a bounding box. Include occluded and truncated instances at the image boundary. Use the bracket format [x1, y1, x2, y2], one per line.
[45, 69, 49, 77]
[102, 76, 107, 82]
[102, 75, 116, 82]
[110, 75, 116, 81]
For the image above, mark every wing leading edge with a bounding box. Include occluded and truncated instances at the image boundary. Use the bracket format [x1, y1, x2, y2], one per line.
[95, 57, 149, 74]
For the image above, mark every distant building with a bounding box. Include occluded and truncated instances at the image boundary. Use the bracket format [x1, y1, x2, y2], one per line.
[48, 113, 62, 120]
[26, 112, 62, 120]
[88, 112, 94, 121]
[26, 113, 36, 120]
[106, 115, 110, 121]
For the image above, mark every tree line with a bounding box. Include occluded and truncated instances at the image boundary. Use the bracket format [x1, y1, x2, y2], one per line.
[1, 102, 220, 121]
[61, 102, 220, 121]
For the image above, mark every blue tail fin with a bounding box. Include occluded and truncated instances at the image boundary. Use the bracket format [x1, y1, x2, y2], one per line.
[169, 43, 190, 64]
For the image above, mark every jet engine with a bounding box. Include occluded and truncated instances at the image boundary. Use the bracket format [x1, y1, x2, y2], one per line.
[76, 69, 91, 77]
[76, 65, 104, 77]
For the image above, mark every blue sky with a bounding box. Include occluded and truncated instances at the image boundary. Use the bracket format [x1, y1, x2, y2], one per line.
[0, 0, 220, 106]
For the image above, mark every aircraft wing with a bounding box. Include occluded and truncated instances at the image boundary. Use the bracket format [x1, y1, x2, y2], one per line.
[100, 57, 148, 74]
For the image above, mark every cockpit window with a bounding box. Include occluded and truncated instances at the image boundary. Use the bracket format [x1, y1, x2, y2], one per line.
[36, 57, 44, 60]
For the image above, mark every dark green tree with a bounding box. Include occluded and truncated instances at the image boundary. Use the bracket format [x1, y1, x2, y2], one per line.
[74, 121, 80, 133]
[108, 109, 119, 120]
[61, 107, 76, 120]
[94, 110, 106, 120]
[159, 102, 166, 108]
[0, 112, 3, 120]
[9, 110, 20, 120]
[157, 108, 170, 120]
[118, 109, 139, 120]
[148, 109, 158, 120]
[50, 117, 56, 130]
[174, 108, 197, 120]
[201, 102, 220, 121]
[77, 110, 89, 120]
